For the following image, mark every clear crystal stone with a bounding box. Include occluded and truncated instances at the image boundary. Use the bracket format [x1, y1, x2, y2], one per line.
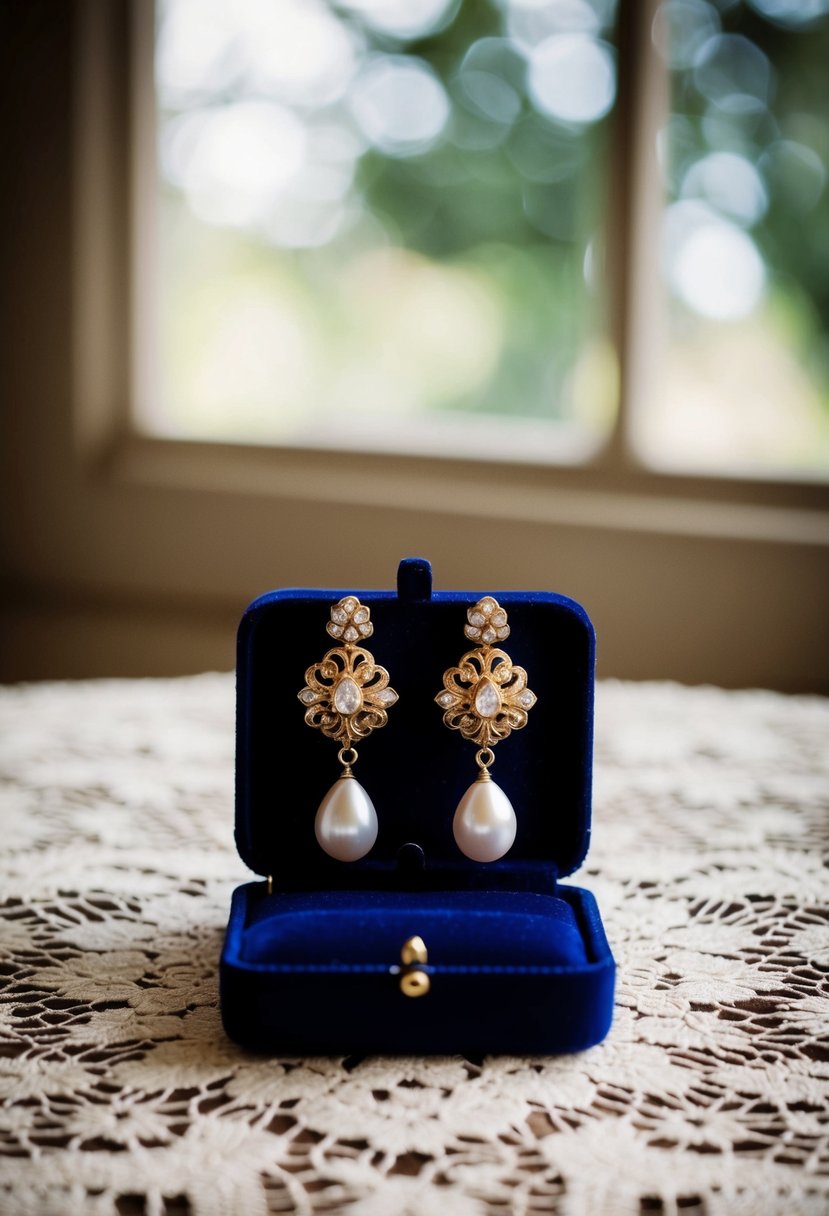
[353, 606, 369, 624]
[299, 688, 316, 704]
[492, 609, 506, 627]
[438, 692, 455, 707]
[479, 598, 496, 616]
[334, 676, 362, 715]
[464, 625, 480, 640]
[376, 688, 398, 706]
[482, 627, 496, 644]
[496, 626, 510, 641]
[328, 623, 343, 637]
[331, 607, 347, 624]
[469, 611, 485, 627]
[518, 690, 536, 709]
[358, 623, 372, 636]
[343, 626, 359, 642]
[474, 679, 501, 719]
[342, 598, 356, 613]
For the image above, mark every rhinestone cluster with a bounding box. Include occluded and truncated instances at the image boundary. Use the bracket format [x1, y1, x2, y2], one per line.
[327, 597, 373, 644]
[464, 597, 510, 645]
[435, 596, 537, 749]
[299, 597, 398, 745]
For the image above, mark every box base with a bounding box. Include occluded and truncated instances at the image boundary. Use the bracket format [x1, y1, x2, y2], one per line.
[220, 882, 615, 1055]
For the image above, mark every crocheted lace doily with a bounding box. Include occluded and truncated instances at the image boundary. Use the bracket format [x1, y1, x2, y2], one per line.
[0, 675, 826, 1215]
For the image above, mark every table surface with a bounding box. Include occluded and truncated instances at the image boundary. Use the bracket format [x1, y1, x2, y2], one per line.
[0, 675, 827, 1216]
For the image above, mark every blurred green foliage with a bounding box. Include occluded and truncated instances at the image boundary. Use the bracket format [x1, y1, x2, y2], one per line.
[155, 0, 829, 468]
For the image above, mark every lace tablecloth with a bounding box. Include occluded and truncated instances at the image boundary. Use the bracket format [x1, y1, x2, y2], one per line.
[0, 675, 827, 1216]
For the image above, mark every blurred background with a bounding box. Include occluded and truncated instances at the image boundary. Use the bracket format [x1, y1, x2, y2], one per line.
[151, 0, 829, 468]
[1, 0, 828, 690]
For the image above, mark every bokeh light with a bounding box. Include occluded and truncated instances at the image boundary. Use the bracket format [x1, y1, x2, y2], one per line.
[156, 0, 238, 104]
[235, 0, 358, 107]
[349, 56, 450, 157]
[527, 34, 616, 125]
[507, 0, 602, 51]
[459, 39, 525, 127]
[680, 152, 768, 225]
[161, 102, 307, 227]
[746, 0, 829, 27]
[665, 200, 766, 320]
[340, 0, 460, 41]
[693, 33, 773, 114]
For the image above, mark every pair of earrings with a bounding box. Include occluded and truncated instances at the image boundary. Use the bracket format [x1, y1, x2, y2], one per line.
[297, 595, 536, 863]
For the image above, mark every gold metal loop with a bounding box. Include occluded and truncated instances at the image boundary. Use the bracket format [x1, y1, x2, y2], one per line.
[337, 746, 358, 769]
[475, 747, 495, 772]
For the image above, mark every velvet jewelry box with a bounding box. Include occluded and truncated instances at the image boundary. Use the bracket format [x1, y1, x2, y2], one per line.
[220, 558, 615, 1054]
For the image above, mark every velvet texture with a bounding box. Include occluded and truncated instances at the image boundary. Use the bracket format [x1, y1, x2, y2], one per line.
[221, 558, 615, 1054]
[242, 890, 587, 966]
[222, 883, 614, 1055]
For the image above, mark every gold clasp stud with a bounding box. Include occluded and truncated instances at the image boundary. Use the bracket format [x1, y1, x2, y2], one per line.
[399, 935, 430, 997]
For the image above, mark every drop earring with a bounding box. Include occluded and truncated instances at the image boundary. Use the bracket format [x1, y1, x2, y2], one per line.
[436, 597, 536, 863]
[298, 596, 398, 861]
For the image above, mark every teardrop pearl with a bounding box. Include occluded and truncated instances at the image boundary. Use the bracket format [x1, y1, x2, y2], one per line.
[453, 775, 517, 863]
[315, 773, 378, 862]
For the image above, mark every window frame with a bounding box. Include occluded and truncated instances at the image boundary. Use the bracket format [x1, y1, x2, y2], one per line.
[118, 0, 829, 515]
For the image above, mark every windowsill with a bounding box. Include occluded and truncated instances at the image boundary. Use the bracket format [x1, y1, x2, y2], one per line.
[107, 429, 829, 547]
[133, 411, 606, 469]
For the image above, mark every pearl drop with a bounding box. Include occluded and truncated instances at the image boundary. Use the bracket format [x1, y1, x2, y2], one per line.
[315, 774, 378, 862]
[453, 775, 517, 863]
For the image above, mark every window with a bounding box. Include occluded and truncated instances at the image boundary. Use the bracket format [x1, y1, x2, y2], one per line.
[146, 0, 829, 480]
[640, 0, 829, 475]
[146, 0, 619, 459]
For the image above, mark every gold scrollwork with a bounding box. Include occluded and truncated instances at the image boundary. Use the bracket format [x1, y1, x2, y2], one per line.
[436, 597, 537, 750]
[298, 598, 398, 745]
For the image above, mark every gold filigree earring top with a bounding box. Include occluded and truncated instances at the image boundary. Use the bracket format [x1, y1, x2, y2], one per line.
[298, 597, 398, 862]
[436, 597, 536, 863]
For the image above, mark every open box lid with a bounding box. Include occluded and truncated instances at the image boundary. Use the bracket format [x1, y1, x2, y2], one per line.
[235, 558, 595, 888]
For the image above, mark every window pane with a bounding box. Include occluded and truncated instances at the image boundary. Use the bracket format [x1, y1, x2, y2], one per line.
[639, 0, 829, 476]
[143, 0, 619, 459]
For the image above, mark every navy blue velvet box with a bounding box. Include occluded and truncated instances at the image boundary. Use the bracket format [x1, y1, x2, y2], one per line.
[220, 558, 615, 1054]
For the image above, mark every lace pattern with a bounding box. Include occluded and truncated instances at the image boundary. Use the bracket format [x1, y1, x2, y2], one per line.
[0, 675, 827, 1215]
